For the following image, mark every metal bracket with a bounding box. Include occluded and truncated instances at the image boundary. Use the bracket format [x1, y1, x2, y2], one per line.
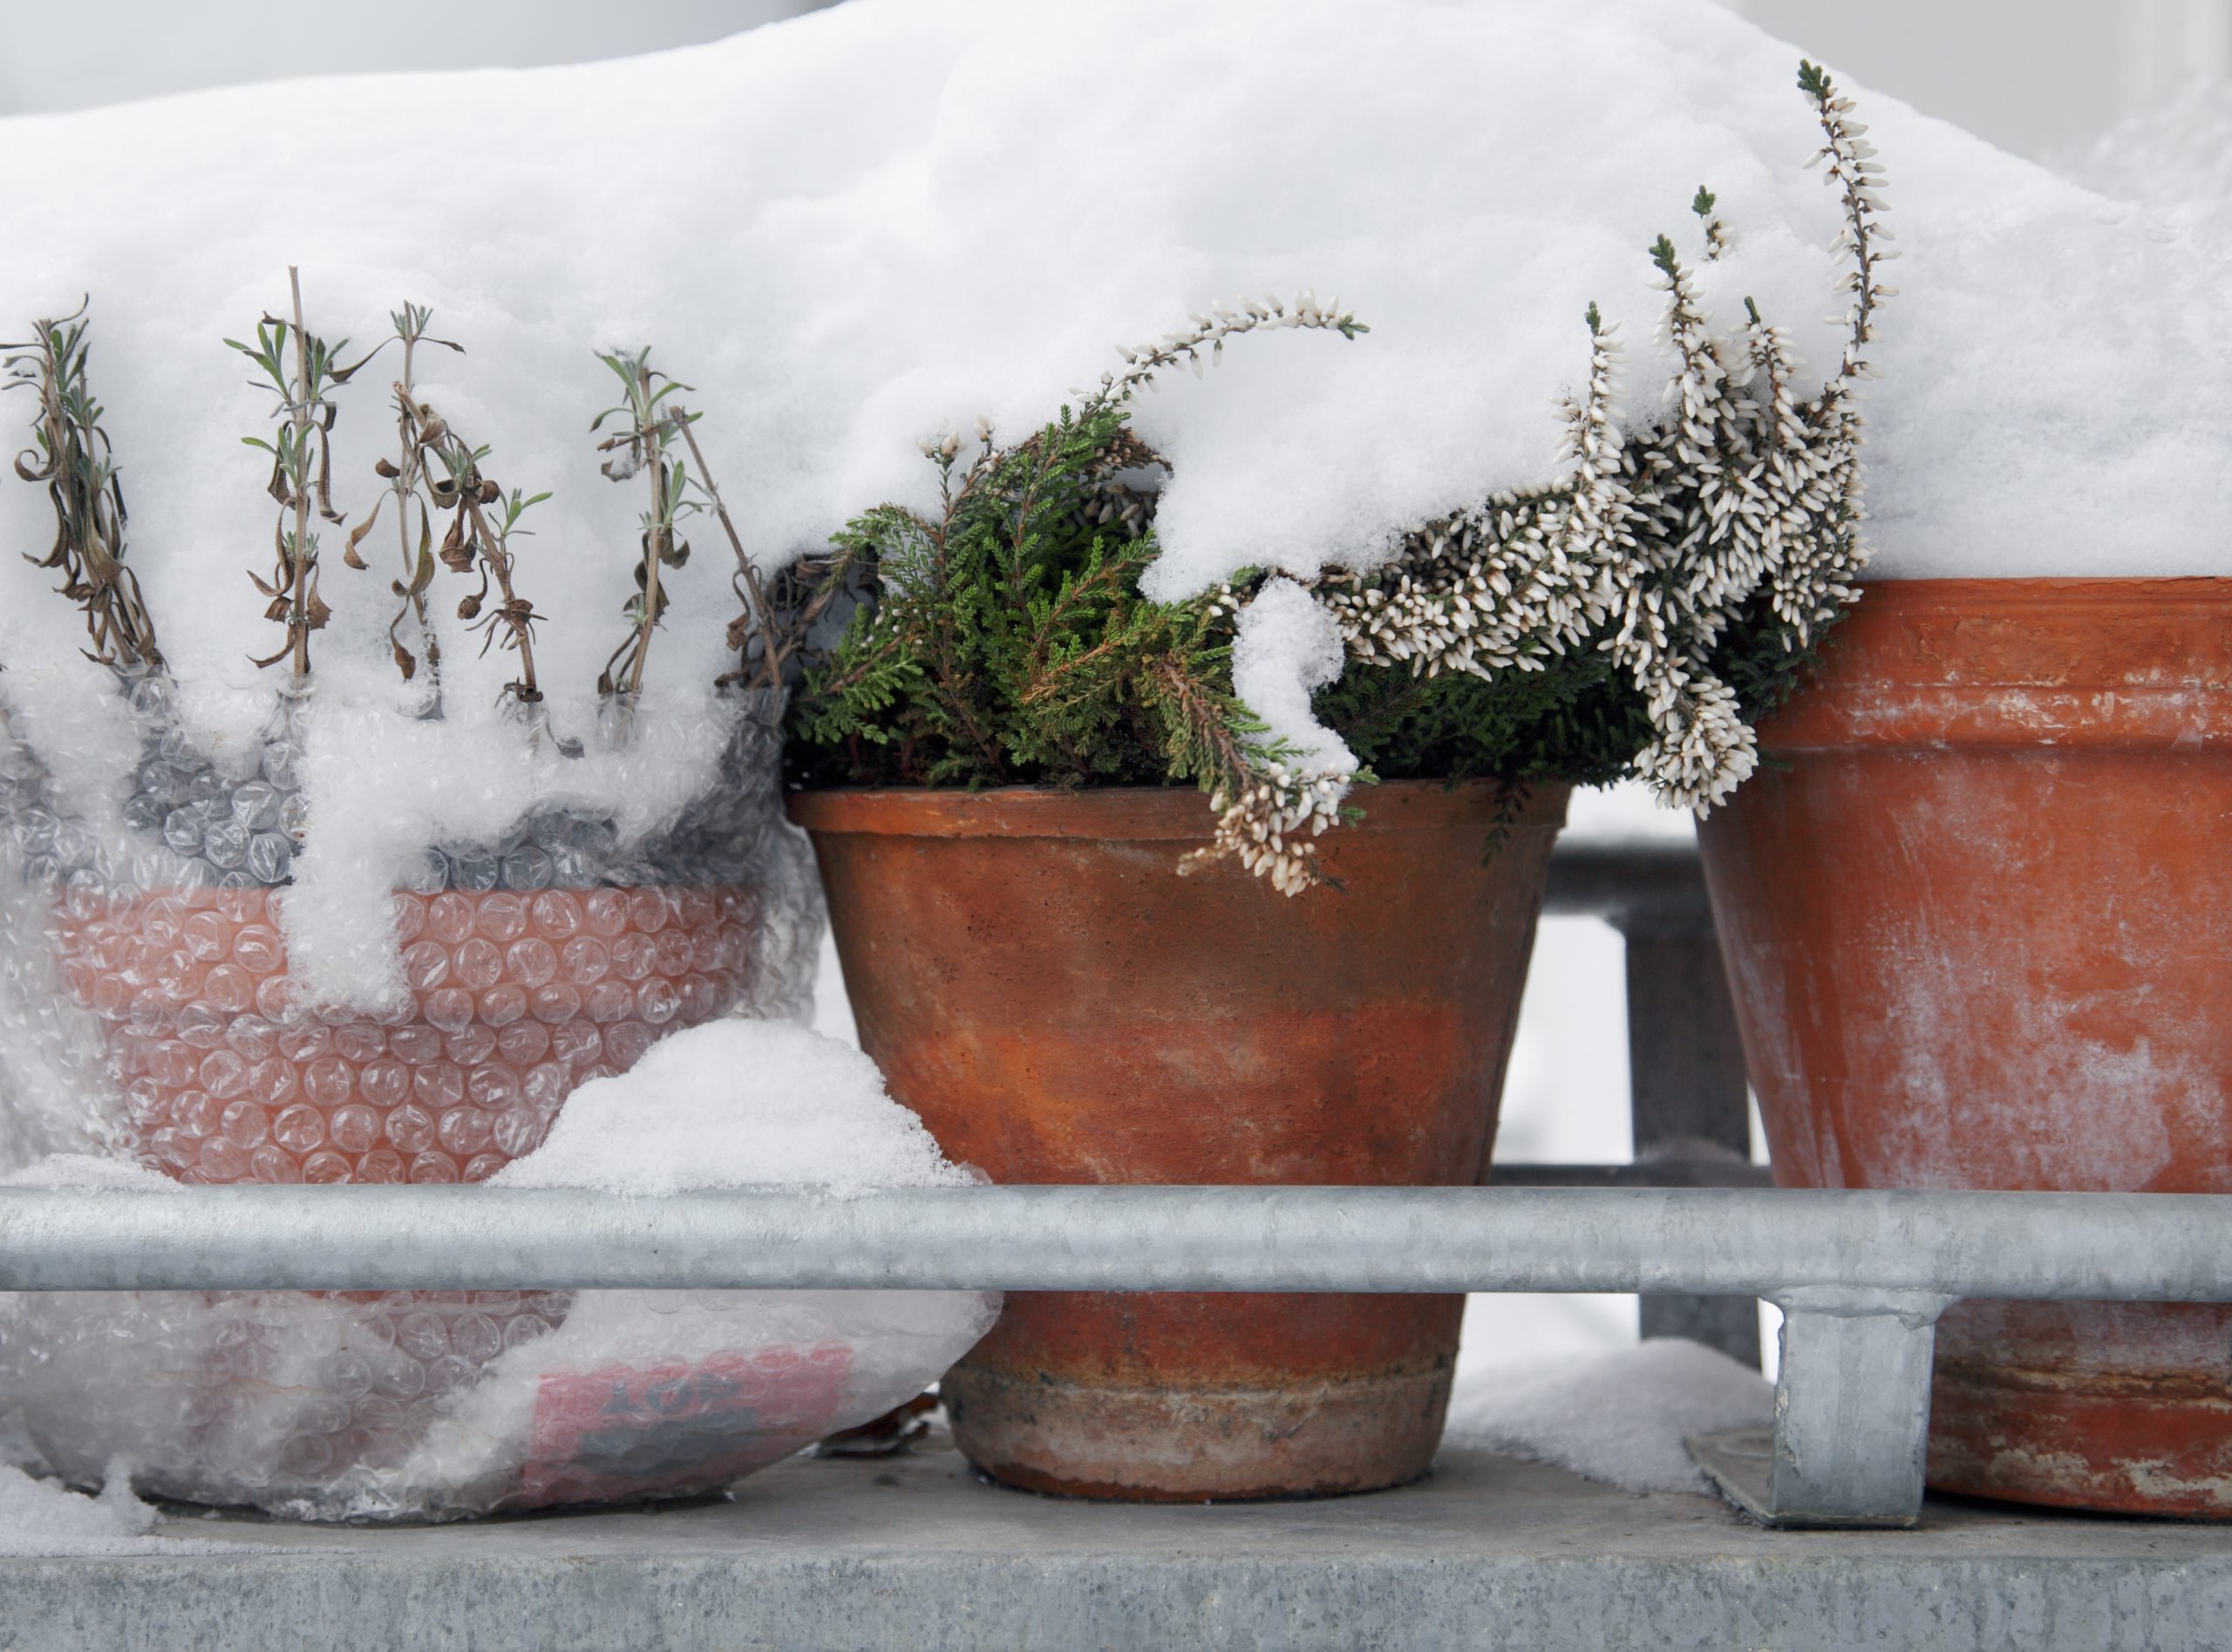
[1690, 1287, 1955, 1528]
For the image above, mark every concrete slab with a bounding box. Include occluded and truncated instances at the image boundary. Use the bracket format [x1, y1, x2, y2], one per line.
[4, 1433, 2229, 1651]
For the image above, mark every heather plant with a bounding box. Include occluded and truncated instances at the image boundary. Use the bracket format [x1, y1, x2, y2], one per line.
[787, 60, 1889, 893]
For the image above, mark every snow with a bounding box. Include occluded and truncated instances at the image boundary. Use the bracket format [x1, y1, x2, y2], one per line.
[1228, 578, 1356, 776]
[0, 1458, 243, 1556]
[0, 1153, 180, 1193]
[1444, 1337, 1773, 1493]
[7, 0, 2222, 1003]
[489, 1017, 975, 1197]
[2058, 80, 2232, 208]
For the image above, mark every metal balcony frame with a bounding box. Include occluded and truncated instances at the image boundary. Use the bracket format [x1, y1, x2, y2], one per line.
[5, 838, 2183, 1532]
[3, 1180, 2227, 1529]
[1510, 837, 1766, 1363]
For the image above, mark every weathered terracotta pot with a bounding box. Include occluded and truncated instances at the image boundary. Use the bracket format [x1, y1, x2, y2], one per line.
[1697, 577, 2232, 1516]
[789, 779, 1565, 1501]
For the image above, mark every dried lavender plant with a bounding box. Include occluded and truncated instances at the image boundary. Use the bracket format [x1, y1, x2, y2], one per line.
[662, 400, 790, 695]
[344, 303, 459, 688]
[228, 269, 368, 676]
[592, 347, 694, 699]
[3, 302, 162, 670]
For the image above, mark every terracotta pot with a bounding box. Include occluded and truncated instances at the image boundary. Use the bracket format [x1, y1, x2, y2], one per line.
[789, 779, 1565, 1501]
[1697, 577, 2232, 1516]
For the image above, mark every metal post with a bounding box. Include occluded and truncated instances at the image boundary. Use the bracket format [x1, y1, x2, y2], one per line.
[1691, 1288, 1951, 1528]
[1545, 840, 1761, 1365]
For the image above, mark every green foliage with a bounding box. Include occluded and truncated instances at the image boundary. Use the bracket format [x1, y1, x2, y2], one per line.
[785, 393, 1666, 808]
[787, 400, 1269, 801]
[1317, 652, 1652, 793]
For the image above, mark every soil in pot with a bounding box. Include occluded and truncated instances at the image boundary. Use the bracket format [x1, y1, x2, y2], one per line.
[1697, 576, 2232, 1517]
[790, 778, 1566, 1501]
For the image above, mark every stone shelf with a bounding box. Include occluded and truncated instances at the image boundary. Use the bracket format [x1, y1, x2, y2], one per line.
[7, 1432, 2228, 1649]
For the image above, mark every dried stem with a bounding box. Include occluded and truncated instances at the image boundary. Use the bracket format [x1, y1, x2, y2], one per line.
[286, 269, 313, 678]
[3, 301, 163, 670]
[670, 406, 786, 694]
[228, 269, 368, 677]
[592, 346, 692, 699]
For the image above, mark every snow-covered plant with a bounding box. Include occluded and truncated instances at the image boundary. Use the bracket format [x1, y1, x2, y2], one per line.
[1312, 57, 1888, 816]
[346, 304, 551, 707]
[593, 346, 695, 700]
[789, 60, 1890, 895]
[228, 269, 368, 677]
[783, 294, 1365, 881]
[3, 303, 162, 672]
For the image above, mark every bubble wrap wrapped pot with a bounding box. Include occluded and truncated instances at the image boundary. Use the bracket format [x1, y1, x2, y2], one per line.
[0, 685, 990, 1519]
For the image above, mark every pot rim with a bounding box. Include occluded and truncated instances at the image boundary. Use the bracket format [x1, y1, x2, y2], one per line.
[1756, 574, 2232, 751]
[786, 777, 1570, 840]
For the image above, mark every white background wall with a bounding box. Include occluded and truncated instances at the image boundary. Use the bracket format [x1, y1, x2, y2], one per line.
[0, 1, 827, 115]
[6, 0, 2225, 157]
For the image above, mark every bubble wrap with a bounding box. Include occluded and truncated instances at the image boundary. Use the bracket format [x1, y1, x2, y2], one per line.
[0, 676, 992, 1519]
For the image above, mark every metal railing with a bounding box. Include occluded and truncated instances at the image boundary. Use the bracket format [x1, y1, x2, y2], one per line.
[12, 837, 2184, 1532]
[4, 1180, 2228, 1528]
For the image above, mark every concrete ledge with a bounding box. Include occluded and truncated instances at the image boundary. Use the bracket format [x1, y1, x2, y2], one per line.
[6, 1434, 2230, 1651]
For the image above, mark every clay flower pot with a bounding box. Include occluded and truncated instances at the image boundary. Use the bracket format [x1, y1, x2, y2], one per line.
[1698, 577, 2232, 1516]
[789, 779, 1565, 1501]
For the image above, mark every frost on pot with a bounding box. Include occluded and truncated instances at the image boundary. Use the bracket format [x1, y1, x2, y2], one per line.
[0, 286, 843, 1517]
[786, 61, 1891, 892]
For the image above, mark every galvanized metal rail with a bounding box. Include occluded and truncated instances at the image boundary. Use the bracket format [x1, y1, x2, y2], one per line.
[3, 1182, 2225, 1529]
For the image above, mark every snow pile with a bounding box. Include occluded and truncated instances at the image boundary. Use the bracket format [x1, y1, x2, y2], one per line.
[0, 1458, 249, 1556]
[3, 0, 2224, 1008]
[0, 1021, 998, 1519]
[0, 1459, 156, 1553]
[491, 1018, 972, 1196]
[2058, 80, 2232, 207]
[1228, 578, 1358, 778]
[1444, 1338, 1772, 1493]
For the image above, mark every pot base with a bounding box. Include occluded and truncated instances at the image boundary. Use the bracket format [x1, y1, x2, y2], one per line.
[1925, 1302, 2232, 1519]
[942, 1360, 1453, 1503]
